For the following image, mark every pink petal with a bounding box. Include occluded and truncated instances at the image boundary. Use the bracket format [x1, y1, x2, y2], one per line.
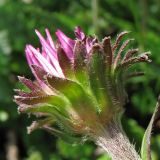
[27, 45, 59, 77]
[74, 26, 85, 40]
[45, 28, 56, 50]
[25, 47, 33, 66]
[35, 29, 57, 59]
[35, 30, 64, 78]
[55, 29, 75, 60]
[86, 37, 97, 53]
[25, 45, 41, 67]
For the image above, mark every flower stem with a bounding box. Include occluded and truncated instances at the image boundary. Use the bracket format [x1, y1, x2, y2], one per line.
[93, 121, 141, 160]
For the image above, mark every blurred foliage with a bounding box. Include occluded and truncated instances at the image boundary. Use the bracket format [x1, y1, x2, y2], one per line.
[0, 0, 160, 159]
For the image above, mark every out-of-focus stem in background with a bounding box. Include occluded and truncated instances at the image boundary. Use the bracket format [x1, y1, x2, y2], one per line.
[140, 0, 148, 46]
[6, 130, 19, 160]
[92, 0, 99, 35]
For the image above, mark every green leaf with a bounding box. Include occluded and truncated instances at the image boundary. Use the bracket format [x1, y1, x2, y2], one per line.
[97, 154, 111, 160]
[141, 96, 160, 160]
[57, 139, 94, 159]
[26, 151, 43, 160]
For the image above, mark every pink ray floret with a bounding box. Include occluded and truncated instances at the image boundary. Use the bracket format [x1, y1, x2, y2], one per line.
[56, 29, 75, 60]
[74, 26, 85, 40]
[25, 29, 65, 79]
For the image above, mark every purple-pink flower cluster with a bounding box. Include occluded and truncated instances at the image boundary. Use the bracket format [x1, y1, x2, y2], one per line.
[25, 27, 96, 81]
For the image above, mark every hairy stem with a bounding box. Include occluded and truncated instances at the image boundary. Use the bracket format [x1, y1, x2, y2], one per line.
[93, 121, 141, 160]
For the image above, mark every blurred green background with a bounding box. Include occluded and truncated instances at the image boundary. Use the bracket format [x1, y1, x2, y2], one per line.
[0, 0, 160, 159]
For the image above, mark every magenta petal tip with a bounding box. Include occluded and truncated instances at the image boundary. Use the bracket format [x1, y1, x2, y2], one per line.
[55, 29, 75, 60]
[74, 26, 85, 40]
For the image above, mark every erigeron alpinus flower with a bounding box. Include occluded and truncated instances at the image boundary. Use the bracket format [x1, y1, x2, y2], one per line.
[14, 26, 151, 160]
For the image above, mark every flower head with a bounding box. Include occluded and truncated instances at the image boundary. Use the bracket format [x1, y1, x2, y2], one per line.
[14, 27, 151, 143]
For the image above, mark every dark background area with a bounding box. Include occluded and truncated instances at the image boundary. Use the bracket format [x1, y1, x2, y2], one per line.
[0, 0, 160, 159]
